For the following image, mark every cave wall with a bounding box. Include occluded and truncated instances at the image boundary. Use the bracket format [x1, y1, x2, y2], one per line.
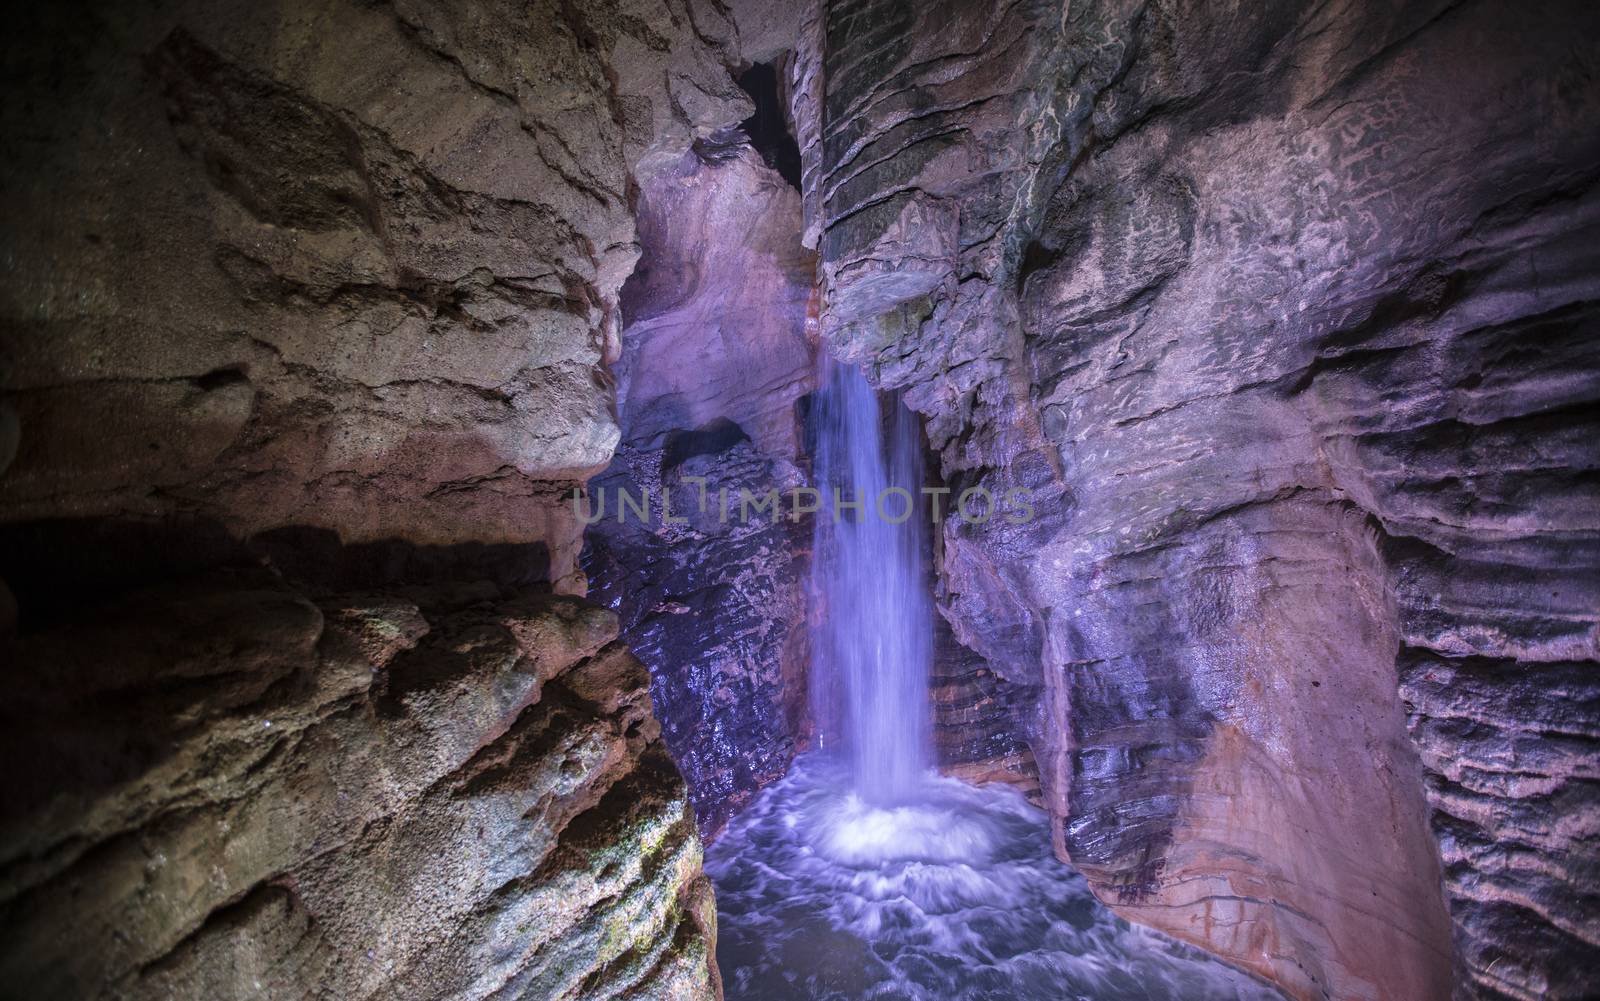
[803, 1, 1600, 1000]
[0, 0, 749, 587]
[0, 0, 758, 996]
[929, 565, 1043, 793]
[583, 137, 817, 840]
[0, 579, 716, 999]
[4, 1, 1596, 998]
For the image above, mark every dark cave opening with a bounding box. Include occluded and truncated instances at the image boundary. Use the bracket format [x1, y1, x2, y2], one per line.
[735, 62, 802, 190]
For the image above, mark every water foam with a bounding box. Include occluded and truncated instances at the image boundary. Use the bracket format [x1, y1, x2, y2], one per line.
[707, 756, 1285, 1001]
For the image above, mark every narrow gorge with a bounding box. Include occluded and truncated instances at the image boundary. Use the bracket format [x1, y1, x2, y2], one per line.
[1, 2, 1595, 1000]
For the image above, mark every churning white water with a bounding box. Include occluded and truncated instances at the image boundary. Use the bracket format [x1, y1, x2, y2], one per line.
[707, 360, 1281, 1000]
[707, 757, 1283, 1001]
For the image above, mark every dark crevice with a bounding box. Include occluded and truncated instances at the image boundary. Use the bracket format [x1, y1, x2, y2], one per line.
[735, 63, 802, 190]
[661, 417, 751, 472]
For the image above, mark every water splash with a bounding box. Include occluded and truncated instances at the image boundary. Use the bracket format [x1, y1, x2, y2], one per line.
[707, 756, 1285, 1001]
[766, 361, 1283, 999]
[808, 357, 932, 801]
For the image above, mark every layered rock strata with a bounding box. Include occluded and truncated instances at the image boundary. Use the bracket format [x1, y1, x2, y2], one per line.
[1, 1, 752, 996]
[804, 1, 1600, 999]
[0, 576, 717, 1000]
[0, 0, 751, 588]
[929, 608, 1042, 796]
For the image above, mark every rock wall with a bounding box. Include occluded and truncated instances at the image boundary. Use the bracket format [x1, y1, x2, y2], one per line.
[584, 139, 816, 840]
[5, 1, 1596, 999]
[0, 0, 749, 588]
[0, 0, 755, 996]
[0, 580, 716, 1000]
[804, 1, 1600, 1000]
[928, 601, 1042, 795]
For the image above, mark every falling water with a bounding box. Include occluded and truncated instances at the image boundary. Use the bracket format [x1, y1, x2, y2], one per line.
[703, 357, 1285, 1000]
[808, 356, 932, 801]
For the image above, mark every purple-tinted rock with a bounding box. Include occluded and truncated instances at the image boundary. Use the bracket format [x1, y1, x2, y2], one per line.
[799, 0, 1600, 998]
[584, 142, 818, 839]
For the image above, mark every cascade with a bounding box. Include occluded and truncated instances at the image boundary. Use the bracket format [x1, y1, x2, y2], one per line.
[705, 360, 1283, 1000]
[807, 357, 932, 800]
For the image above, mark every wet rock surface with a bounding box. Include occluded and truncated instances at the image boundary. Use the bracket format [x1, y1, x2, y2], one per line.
[929, 609, 1041, 796]
[0, 577, 717, 1001]
[804, 0, 1600, 998]
[584, 140, 817, 840]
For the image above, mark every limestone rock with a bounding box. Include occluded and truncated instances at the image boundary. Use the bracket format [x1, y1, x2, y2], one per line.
[0, 0, 749, 586]
[585, 142, 817, 840]
[0, 2, 744, 997]
[0, 577, 717, 1001]
[803, 0, 1600, 998]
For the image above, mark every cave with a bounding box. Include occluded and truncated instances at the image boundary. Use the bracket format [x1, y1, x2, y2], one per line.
[1, 2, 1597, 1000]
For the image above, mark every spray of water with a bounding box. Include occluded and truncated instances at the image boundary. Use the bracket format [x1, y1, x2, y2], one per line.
[706, 757, 1286, 1001]
[807, 356, 932, 801]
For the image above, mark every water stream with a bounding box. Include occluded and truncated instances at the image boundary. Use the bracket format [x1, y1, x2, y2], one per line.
[707, 757, 1284, 1001]
[805, 357, 932, 799]
[707, 360, 1281, 1000]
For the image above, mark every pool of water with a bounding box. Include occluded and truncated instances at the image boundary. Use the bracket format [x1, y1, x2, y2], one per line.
[706, 755, 1284, 1001]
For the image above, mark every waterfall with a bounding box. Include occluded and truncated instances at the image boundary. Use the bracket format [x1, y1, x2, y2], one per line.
[711, 356, 1289, 1001]
[808, 357, 932, 801]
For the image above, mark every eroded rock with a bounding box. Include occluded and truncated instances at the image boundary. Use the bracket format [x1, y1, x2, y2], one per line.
[584, 140, 817, 840]
[803, 0, 1600, 998]
[0, 2, 746, 997]
[0, 0, 750, 587]
[0, 576, 716, 1000]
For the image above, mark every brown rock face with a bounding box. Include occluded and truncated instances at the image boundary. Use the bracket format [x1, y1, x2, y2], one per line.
[929, 606, 1043, 795]
[0, 579, 717, 1000]
[1, 1, 753, 998]
[584, 139, 817, 840]
[0, 0, 750, 586]
[802, 1, 1600, 999]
